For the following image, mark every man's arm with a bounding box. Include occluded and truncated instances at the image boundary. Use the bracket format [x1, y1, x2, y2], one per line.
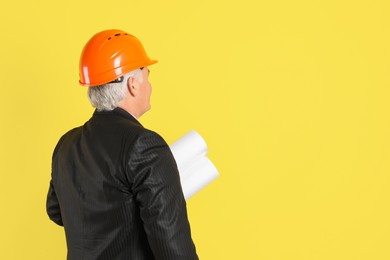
[46, 179, 63, 226]
[128, 130, 198, 260]
[46, 136, 66, 226]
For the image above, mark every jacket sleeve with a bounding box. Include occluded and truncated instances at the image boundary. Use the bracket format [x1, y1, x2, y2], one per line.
[46, 179, 63, 226]
[46, 135, 65, 226]
[128, 130, 198, 260]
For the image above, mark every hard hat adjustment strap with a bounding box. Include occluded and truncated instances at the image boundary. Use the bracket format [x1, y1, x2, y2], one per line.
[109, 76, 124, 84]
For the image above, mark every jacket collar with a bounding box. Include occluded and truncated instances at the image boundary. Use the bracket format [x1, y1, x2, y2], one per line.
[93, 107, 143, 126]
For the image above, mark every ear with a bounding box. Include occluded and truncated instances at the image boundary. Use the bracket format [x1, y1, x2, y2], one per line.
[127, 76, 138, 97]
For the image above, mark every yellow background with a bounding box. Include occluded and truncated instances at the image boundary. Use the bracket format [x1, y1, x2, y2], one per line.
[1, 0, 390, 259]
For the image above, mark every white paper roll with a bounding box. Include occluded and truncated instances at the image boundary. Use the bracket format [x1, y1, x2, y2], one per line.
[169, 130, 208, 173]
[169, 131, 219, 200]
[180, 156, 219, 200]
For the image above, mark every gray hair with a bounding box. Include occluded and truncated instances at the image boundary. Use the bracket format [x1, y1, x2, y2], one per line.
[87, 68, 142, 111]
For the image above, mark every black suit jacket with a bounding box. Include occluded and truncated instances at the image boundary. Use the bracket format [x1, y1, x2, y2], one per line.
[46, 108, 198, 260]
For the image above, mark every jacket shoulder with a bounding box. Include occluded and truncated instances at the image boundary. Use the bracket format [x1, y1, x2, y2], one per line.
[52, 126, 82, 157]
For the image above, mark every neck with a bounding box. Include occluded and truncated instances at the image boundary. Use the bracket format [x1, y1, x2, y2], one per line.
[118, 97, 148, 119]
[118, 104, 140, 119]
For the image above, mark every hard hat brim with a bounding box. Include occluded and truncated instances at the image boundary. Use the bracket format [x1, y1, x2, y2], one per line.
[80, 59, 158, 87]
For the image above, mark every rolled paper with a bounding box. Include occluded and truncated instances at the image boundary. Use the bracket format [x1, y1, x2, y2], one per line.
[169, 130, 208, 174]
[180, 156, 219, 200]
[169, 131, 219, 200]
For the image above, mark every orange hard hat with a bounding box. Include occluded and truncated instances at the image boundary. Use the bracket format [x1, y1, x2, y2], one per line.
[79, 29, 158, 87]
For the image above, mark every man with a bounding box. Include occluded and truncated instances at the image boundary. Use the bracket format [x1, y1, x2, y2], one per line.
[46, 29, 198, 260]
